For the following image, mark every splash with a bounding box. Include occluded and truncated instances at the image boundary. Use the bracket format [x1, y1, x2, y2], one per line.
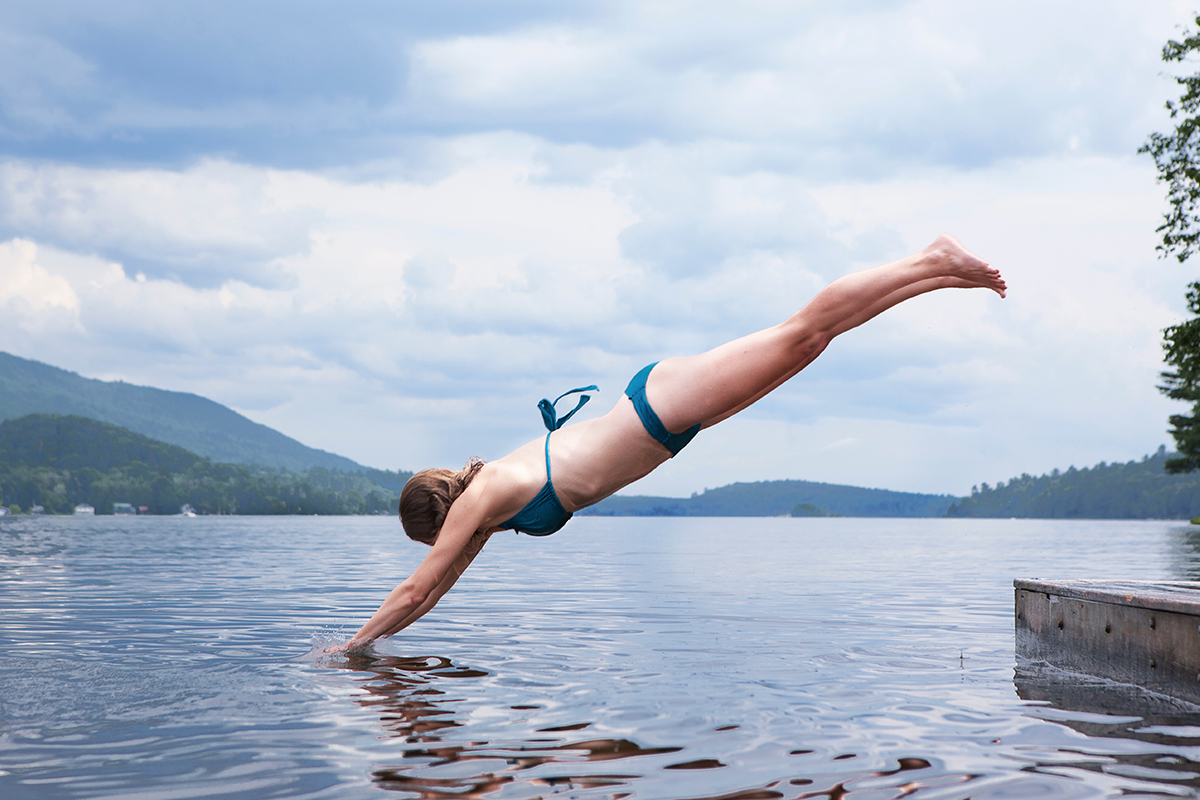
[303, 628, 366, 662]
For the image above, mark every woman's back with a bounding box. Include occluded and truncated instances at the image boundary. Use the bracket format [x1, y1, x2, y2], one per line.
[490, 395, 674, 519]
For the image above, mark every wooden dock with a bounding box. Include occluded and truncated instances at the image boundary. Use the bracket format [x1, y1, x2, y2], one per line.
[1015, 579, 1200, 705]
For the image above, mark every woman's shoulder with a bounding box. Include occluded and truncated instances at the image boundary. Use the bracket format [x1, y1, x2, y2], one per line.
[480, 449, 544, 491]
[485, 434, 547, 474]
[463, 449, 545, 522]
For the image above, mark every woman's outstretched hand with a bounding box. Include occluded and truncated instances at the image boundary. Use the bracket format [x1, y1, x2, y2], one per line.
[321, 636, 370, 656]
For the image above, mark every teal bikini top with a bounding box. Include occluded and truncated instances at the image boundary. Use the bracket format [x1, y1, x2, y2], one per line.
[501, 384, 597, 536]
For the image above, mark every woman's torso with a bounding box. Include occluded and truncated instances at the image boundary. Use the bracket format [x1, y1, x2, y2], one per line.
[482, 396, 672, 529]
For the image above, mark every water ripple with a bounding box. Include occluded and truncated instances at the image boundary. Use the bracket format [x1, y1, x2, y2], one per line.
[6, 517, 1200, 798]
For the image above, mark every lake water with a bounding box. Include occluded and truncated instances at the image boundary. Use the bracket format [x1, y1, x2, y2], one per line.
[4, 516, 1200, 800]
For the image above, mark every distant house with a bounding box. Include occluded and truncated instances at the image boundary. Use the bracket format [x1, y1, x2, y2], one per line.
[74, 504, 95, 515]
[112, 503, 136, 515]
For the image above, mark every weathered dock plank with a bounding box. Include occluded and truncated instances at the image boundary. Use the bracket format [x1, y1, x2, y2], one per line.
[1015, 579, 1200, 704]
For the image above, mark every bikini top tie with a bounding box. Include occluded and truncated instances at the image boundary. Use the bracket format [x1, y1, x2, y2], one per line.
[501, 383, 599, 537]
[538, 384, 599, 431]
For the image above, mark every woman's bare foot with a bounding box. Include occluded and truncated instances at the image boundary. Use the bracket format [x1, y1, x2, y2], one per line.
[924, 234, 1006, 298]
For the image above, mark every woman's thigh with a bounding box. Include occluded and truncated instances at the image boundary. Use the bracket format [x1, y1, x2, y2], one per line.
[644, 321, 826, 433]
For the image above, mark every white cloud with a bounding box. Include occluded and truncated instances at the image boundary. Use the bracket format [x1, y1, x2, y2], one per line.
[0, 160, 314, 288]
[0, 238, 79, 313]
[410, 28, 630, 111]
[402, 0, 1184, 171]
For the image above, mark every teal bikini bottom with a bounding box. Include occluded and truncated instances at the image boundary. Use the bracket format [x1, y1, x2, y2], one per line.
[624, 362, 700, 456]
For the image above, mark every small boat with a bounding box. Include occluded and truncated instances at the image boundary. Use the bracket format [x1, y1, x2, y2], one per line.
[74, 504, 95, 516]
[0, 507, 8, 517]
[112, 503, 136, 516]
[179, 504, 197, 517]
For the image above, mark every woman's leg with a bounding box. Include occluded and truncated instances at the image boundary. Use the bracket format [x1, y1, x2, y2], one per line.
[646, 234, 1005, 432]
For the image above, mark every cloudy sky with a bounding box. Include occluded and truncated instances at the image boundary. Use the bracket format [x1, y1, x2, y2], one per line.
[0, 0, 1194, 497]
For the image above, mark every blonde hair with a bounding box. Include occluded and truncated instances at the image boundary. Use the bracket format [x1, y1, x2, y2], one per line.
[399, 458, 484, 545]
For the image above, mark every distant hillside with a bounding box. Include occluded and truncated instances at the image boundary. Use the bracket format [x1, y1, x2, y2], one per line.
[0, 351, 369, 472]
[946, 446, 1200, 519]
[0, 414, 200, 473]
[0, 414, 405, 515]
[579, 479, 959, 518]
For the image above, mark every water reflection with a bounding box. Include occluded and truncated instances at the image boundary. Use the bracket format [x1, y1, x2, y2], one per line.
[1170, 524, 1200, 581]
[328, 652, 972, 799]
[1015, 659, 1200, 793]
[338, 651, 676, 797]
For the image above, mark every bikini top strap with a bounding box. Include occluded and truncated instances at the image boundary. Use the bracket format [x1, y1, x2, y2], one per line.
[537, 384, 599, 431]
[544, 432, 553, 478]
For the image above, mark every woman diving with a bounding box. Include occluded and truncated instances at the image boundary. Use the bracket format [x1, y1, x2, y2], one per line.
[341, 234, 1006, 649]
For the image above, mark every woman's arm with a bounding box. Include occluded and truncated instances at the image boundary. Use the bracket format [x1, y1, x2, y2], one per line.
[348, 531, 491, 645]
[338, 476, 505, 650]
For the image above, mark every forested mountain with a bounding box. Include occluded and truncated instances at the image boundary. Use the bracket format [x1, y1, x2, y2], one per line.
[946, 446, 1200, 519]
[0, 414, 410, 516]
[0, 414, 202, 473]
[0, 351, 368, 472]
[580, 479, 959, 518]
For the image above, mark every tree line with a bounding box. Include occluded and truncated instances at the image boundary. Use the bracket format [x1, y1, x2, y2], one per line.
[0, 414, 410, 516]
[579, 478, 958, 518]
[946, 446, 1200, 519]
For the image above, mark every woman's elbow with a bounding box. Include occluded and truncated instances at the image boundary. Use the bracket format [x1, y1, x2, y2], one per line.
[406, 586, 432, 610]
[388, 581, 429, 613]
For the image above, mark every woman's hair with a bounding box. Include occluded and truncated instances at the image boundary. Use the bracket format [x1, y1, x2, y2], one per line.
[399, 458, 484, 545]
